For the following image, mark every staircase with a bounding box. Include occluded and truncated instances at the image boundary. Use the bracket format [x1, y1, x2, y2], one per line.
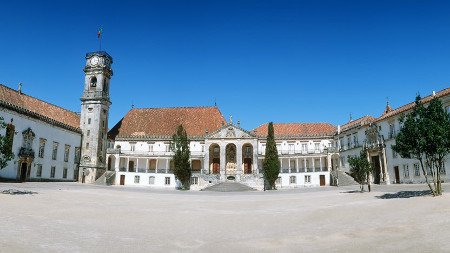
[202, 182, 257, 192]
[94, 171, 116, 185]
[330, 170, 358, 186]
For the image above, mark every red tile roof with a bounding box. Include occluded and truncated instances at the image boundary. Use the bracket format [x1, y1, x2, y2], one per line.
[376, 87, 450, 122]
[0, 84, 80, 131]
[340, 115, 376, 132]
[109, 106, 226, 139]
[253, 123, 336, 138]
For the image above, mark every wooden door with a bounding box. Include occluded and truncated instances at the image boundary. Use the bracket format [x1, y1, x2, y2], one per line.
[244, 158, 252, 174]
[319, 175, 325, 186]
[394, 166, 400, 184]
[19, 163, 27, 182]
[212, 158, 220, 174]
[120, 175, 125, 185]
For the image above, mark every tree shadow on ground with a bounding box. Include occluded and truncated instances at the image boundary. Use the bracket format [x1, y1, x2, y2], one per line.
[341, 190, 365, 193]
[376, 190, 431, 199]
[1, 189, 38, 195]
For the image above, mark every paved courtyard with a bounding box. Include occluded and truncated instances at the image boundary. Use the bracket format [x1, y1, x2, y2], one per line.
[1, 182, 450, 253]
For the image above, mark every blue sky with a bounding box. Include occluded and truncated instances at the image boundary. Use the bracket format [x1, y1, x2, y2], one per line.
[1, 0, 450, 130]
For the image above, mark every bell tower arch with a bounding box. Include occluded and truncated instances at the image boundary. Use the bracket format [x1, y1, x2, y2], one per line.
[79, 51, 113, 183]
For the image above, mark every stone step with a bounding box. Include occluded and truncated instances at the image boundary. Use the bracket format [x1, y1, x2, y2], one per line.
[202, 182, 257, 192]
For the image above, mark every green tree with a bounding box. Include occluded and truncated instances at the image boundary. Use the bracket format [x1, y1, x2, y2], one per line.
[348, 150, 373, 192]
[263, 122, 280, 190]
[170, 125, 192, 190]
[0, 117, 15, 170]
[393, 96, 450, 196]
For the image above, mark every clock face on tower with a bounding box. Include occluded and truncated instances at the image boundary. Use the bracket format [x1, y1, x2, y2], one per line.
[90, 56, 99, 66]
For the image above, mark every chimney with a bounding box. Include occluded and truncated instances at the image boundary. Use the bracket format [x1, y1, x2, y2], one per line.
[18, 83, 22, 94]
[337, 125, 341, 134]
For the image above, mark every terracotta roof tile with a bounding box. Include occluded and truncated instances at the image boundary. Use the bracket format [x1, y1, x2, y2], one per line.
[340, 115, 376, 132]
[376, 87, 450, 122]
[0, 84, 80, 130]
[253, 123, 336, 138]
[109, 106, 226, 138]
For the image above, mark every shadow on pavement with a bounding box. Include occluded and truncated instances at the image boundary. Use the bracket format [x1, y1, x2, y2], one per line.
[1, 189, 38, 195]
[376, 190, 431, 199]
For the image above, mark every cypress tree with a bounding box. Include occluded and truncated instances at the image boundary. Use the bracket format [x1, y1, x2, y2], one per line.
[263, 122, 280, 190]
[0, 117, 15, 170]
[170, 125, 191, 190]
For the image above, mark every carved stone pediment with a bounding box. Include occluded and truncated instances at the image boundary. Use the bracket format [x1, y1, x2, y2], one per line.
[206, 124, 256, 139]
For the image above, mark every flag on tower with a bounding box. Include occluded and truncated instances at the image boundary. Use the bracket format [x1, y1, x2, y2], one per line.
[97, 27, 103, 39]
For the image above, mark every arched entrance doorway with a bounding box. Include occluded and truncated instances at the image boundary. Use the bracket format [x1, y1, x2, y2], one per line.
[242, 143, 253, 174]
[107, 155, 116, 171]
[209, 144, 220, 174]
[226, 143, 237, 176]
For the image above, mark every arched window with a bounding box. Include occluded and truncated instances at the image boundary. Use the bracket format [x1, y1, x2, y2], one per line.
[90, 76, 97, 87]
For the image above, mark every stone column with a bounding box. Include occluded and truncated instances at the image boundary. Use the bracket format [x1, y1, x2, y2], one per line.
[312, 158, 315, 172]
[115, 156, 120, 172]
[327, 154, 332, 171]
[253, 145, 258, 174]
[382, 148, 390, 184]
[136, 159, 139, 173]
[236, 144, 242, 180]
[166, 158, 169, 174]
[280, 158, 283, 173]
[304, 158, 307, 172]
[320, 157, 323, 172]
[220, 143, 226, 180]
[155, 158, 159, 173]
[296, 158, 298, 173]
[204, 144, 210, 174]
[288, 158, 291, 173]
[126, 157, 129, 172]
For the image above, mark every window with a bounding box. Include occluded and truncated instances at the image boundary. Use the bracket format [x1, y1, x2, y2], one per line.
[392, 148, 398, 158]
[50, 166, 56, 178]
[314, 143, 320, 152]
[289, 176, 296, 184]
[38, 138, 46, 158]
[74, 147, 81, 163]
[289, 144, 295, 154]
[134, 175, 140, 184]
[403, 164, 409, 178]
[213, 147, 220, 157]
[87, 130, 90, 137]
[165, 177, 171, 185]
[245, 146, 252, 157]
[149, 176, 155, 184]
[339, 138, 344, 150]
[86, 142, 89, 149]
[353, 134, 359, 147]
[36, 164, 42, 177]
[347, 136, 351, 149]
[191, 177, 199, 185]
[74, 166, 79, 180]
[52, 142, 59, 160]
[305, 175, 311, 183]
[275, 177, 281, 185]
[64, 145, 70, 162]
[63, 167, 68, 179]
[302, 143, 307, 152]
[88, 118, 91, 124]
[414, 163, 420, 177]
[389, 124, 396, 139]
[149, 144, 154, 152]
[130, 143, 135, 151]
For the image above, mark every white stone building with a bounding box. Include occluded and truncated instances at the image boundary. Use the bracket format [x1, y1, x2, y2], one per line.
[106, 106, 336, 189]
[335, 87, 450, 185]
[0, 84, 81, 182]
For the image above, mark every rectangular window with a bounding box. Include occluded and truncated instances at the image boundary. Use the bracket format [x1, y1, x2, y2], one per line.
[302, 143, 307, 152]
[87, 130, 90, 137]
[63, 167, 68, 179]
[289, 144, 295, 154]
[50, 166, 56, 178]
[305, 175, 311, 183]
[191, 177, 199, 185]
[64, 145, 70, 162]
[38, 138, 46, 158]
[165, 177, 171, 185]
[392, 148, 398, 159]
[134, 175, 140, 184]
[389, 124, 395, 139]
[403, 164, 409, 178]
[314, 143, 320, 152]
[149, 176, 155, 184]
[130, 143, 135, 151]
[149, 144, 154, 152]
[36, 164, 42, 177]
[74, 147, 81, 163]
[414, 163, 420, 177]
[88, 118, 91, 124]
[353, 134, 359, 147]
[52, 142, 58, 160]
[347, 136, 351, 149]
[289, 175, 296, 184]
[86, 142, 89, 149]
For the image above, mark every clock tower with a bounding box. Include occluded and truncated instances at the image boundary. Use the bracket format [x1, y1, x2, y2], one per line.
[79, 51, 113, 183]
